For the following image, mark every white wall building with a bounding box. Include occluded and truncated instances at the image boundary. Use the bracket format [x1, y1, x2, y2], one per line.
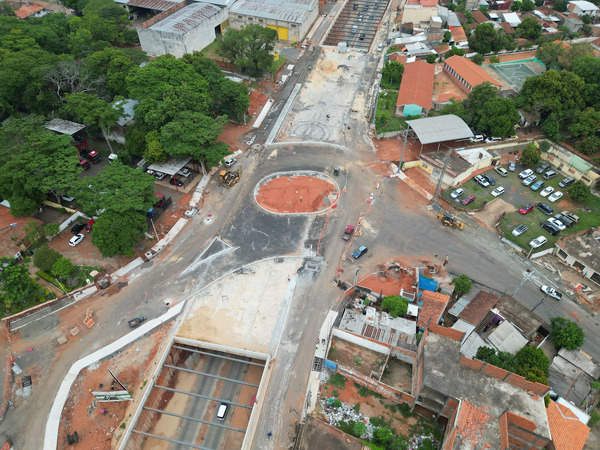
[568, 1, 599, 17]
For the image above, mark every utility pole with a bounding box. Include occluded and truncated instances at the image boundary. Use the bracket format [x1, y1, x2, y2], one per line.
[432, 148, 454, 201]
[532, 293, 549, 313]
[397, 124, 409, 173]
[513, 270, 534, 297]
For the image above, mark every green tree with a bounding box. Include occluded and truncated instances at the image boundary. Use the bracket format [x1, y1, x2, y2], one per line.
[568, 180, 591, 202]
[33, 247, 62, 273]
[71, 160, 156, 216]
[521, 143, 540, 167]
[468, 23, 502, 54]
[85, 46, 143, 97]
[426, 54, 437, 64]
[23, 221, 45, 246]
[541, 113, 564, 142]
[577, 136, 600, 156]
[514, 346, 549, 381]
[511, 1, 522, 10]
[217, 25, 278, 76]
[450, 274, 471, 302]
[449, 45, 466, 56]
[0, 257, 43, 311]
[51, 257, 75, 280]
[470, 54, 484, 65]
[440, 99, 468, 123]
[83, 0, 128, 20]
[489, 55, 500, 64]
[443, 30, 452, 42]
[553, 0, 568, 12]
[581, 14, 592, 25]
[516, 17, 542, 40]
[215, 79, 249, 122]
[182, 52, 225, 84]
[160, 112, 229, 168]
[44, 223, 60, 237]
[570, 55, 600, 108]
[144, 130, 168, 164]
[381, 295, 409, 318]
[536, 42, 565, 70]
[381, 60, 404, 88]
[521, 0, 536, 11]
[0, 116, 81, 214]
[476, 97, 519, 137]
[568, 108, 600, 139]
[550, 317, 585, 350]
[63, 92, 123, 153]
[352, 421, 367, 438]
[91, 210, 147, 257]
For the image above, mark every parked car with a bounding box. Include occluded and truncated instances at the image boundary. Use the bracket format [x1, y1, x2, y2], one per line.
[561, 210, 580, 224]
[529, 235, 548, 248]
[541, 221, 560, 236]
[519, 203, 534, 215]
[169, 177, 184, 187]
[512, 224, 528, 236]
[553, 214, 574, 228]
[86, 150, 101, 164]
[85, 219, 95, 233]
[224, 157, 236, 168]
[69, 233, 85, 247]
[530, 180, 545, 191]
[536, 203, 554, 215]
[494, 166, 508, 177]
[540, 186, 554, 198]
[450, 188, 464, 199]
[177, 168, 191, 178]
[519, 169, 533, 179]
[508, 162, 516, 172]
[491, 186, 505, 197]
[71, 222, 85, 234]
[558, 177, 575, 188]
[154, 193, 165, 208]
[522, 175, 537, 186]
[78, 159, 91, 171]
[154, 172, 166, 181]
[535, 163, 551, 174]
[462, 194, 475, 205]
[548, 191, 563, 203]
[485, 136, 501, 143]
[541, 285, 562, 300]
[543, 170, 558, 180]
[474, 175, 489, 188]
[482, 174, 496, 186]
[377, 43, 383, 52]
[352, 245, 368, 259]
[548, 217, 566, 231]
[470, 135, 484, 143]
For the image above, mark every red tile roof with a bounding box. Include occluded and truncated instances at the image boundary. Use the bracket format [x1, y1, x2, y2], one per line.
[434, 44, 450, 54]
[500, 22, 515, 34]
[14, 2, 45, 19]
[471, 10, 489, 24]
[387, 52, 408, 64]
[451, 26, 468, 43]
[546, 401, 590, 450]
[458, 290, 499, 326]
[417, 290, 449, 328]
[453, 400, 492, 447]
[444, 55, 502, 90]
[396, 60, 435, 111]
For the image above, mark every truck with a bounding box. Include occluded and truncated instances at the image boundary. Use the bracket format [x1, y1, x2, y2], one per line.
[342, 225, 354, 240]
[86, 150, 102, 164]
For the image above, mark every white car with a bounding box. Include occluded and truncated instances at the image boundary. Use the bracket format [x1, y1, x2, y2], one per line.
[540, 186, 554, 198]
[548, 191, 563, 202]
[512, 224, 528, 236]
[224, 157, 236, 168]
[154, 172, 166, 181]
[491, 186, 505, 197]
[529, 236, 548, 248]
[450, 188, 464, 199]
[541, 285, 562, 300]
[519, 169, 533, 179]
[469, 135, 484, 143]
[69, 233, 85, 247]
[177, 168, 191, 178]
[548, 217, 566, 231]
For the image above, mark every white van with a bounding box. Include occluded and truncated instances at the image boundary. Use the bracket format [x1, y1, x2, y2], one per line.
[216, 403, 229, 420]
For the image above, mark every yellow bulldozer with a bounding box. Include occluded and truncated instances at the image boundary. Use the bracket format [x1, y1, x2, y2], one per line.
[219, 167, 241, 187]
[436, 211, 463, 230]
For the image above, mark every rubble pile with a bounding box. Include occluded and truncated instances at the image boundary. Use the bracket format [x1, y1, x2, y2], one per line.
[319, 397, 374, 439]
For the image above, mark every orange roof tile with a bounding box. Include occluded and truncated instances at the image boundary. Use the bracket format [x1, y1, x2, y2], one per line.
[396, 60, 435, 111]
[451, 26, 467, 43]
[444, 55, 502, 90]
[458, 290, 499, 326]
[471, 10, 489, 24]
[500, 22, 515, 34]
[417, 290, 449, 328]
[434, 44, 450, 54]
[387, 52, 408, 64]
[546, 401, 590, 450]
[14, 2, 45, 19]
[453, 400, 492, 447]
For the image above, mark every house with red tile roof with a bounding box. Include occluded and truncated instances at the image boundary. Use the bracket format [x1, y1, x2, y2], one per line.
[450, 26, 468, 45]
[458, 290, 499, 327]
[395, 60, 435, 118]
[546, 400, 590, 450]
[416, 290, 449, 329]
[471, 10, 489, 24]
[443, 55, 502, 93]
[14, 2, 50, 19]
[387, 52, 409, 65]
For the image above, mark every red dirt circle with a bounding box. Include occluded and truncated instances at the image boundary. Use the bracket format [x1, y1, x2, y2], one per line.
[256, 174, 339, 214]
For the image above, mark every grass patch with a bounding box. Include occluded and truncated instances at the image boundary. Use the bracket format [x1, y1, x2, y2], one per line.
[270, 54, 287, 76]
[355, 383, 384, 399]
[353, 403, 360, 413]
[375, 90, 406, 134]
[398, 402, 413, 418]
[332, 390, 339, 397]
[369, 415, 387, 427]
[442, 178, 494, 210]
[327, 347, 338, 359]
[328, 373, 346, 390]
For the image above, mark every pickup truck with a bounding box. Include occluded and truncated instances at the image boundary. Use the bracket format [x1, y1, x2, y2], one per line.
[342, 225, 354, 240]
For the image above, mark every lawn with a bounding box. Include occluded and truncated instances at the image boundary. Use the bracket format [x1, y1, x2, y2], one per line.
[442, 178, 495, 210]
[375, 90, 405, 134]
[36, 265, 102, 293]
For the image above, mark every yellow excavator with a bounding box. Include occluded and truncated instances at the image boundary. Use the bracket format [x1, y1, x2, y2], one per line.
[219, 167, 242, 187]
[437, 211, 463, 230]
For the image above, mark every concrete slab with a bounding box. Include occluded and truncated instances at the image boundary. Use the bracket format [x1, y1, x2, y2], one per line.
[176, 258, 302, 354]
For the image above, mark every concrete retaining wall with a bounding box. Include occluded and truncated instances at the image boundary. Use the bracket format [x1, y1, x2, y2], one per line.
[332, 328, 390, 355]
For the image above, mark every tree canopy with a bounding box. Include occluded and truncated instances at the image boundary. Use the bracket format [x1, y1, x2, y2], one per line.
[0, 257, 43, 311]
[381, 295, 409, 318]
[450, 275, 472, 301]
[475, 345, 549, 384]
[216, 25, 278, 76]
[91, 210, 147, 257]
[550, 317, 585, 350]
[468, 23, 502, 54]
[521, 143, 541, 167]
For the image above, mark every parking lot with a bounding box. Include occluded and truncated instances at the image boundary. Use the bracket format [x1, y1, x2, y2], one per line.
[443, 163, 600, 252]
[126, 342, 264, 449]
[324, 0, 390, 50]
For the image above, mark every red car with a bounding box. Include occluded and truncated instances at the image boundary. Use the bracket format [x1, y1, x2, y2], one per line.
[85, 219, 95, 233]
[462, 195, 475, 205]
[519, 203, 534, 215]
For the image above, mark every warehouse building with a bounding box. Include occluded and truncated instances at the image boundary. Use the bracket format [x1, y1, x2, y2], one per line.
[228, 0, 318, 42]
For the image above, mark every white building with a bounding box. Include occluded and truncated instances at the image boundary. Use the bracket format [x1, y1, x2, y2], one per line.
[136, 2, 228, 57]
[568, 1, 599, 17]
[228, 0, 318, 42]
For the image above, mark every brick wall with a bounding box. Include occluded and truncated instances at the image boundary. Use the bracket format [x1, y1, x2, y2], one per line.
[336, 364, 408, 403]
[429, 323, 464, 342]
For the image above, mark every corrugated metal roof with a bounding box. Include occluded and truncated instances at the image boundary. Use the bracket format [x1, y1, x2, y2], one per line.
[128, 0, 185, 12]
[229, 0, 316, 24]
[150, 3, 222, 33]
[407, 114, 473, 144]
[486, 320, 528, 354]
[45, 119, 85, 136]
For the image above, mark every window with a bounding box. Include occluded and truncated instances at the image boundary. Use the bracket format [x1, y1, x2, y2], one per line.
[291, 24, 297, 28]
[259, 19, 263, 22]
[557, 249, 567, 259]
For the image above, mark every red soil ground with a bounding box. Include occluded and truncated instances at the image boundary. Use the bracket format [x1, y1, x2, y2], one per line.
[256, 175, 339, 213]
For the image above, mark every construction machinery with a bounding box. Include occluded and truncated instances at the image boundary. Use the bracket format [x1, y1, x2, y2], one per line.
[219, 167, 241, 187]
[437, 211, 463, 230]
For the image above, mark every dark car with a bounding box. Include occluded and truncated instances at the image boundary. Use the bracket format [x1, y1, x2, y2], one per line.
[536, 202, 554, 216]
[553, 214, 574, 228]
[462, 194, 475, 205]
[535, 163, 551, 174]
[363, 4, 369, 10]
[541, 221, 560, 236]
[352, 245, 368, 259]
[359, 33, 365, 40]
[558, 177, 575, 188]
[353, 3, 358, 9]
[71, 222, 85, 234]
[482, 174, 496, 186]
[154, 193, 165, 208]
[169, 177, 184, 187]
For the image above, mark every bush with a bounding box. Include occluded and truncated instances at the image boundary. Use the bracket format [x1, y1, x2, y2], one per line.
[521, 143, 540, 167]
[333, 398, 342, 408]
[551, 317, 585, 350]
[52, 257, 75, 280]
[470, 54, 485, 65]
[33, 247, 62, 273]
[381, 295, 408, 318]
[568, 180, 591, 202]
[44, 223, 59, 237]
[589, 409, 600, 427]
